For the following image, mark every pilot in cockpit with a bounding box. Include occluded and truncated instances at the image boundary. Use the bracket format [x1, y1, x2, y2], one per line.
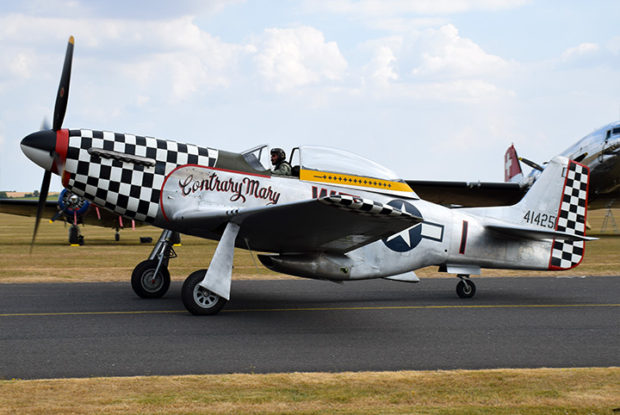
[270, 148, 292, 176]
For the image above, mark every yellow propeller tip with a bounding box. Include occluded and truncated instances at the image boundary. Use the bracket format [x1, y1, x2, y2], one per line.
[69, 36, 75, 44]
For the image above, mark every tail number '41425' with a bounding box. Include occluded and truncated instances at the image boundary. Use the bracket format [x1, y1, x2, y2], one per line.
[523, 210, 556, 228]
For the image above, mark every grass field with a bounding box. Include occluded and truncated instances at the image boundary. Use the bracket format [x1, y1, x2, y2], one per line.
[1, 211, 619, 414]
[1, 368, 619, 414]
[1, 208, 619, 283]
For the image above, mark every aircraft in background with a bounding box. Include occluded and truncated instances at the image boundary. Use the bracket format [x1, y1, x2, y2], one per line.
[0, 189, 146, 245]
[505, 121, 620, 210]
[20, 37, 595, 315]
[407, 122, 620, 212]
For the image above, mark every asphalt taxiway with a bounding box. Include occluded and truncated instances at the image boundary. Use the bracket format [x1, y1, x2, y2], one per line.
[1, 276, 619, 379]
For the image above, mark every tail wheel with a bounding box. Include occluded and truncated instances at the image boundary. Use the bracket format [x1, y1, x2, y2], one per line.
[182, 269, 227, 315]
[131, 259, 170, 299]
[456, 278, 476, 299]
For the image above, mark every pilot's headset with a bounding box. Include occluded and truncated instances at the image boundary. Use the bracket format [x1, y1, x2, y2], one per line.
[270, 148, 286, 162]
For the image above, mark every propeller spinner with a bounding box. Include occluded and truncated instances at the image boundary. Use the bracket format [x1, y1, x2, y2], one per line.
[21, 36, 74, 251]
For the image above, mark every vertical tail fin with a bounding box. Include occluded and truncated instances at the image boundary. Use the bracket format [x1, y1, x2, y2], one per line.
[504, 144, 523, 183]
[514, 156, 590, 269]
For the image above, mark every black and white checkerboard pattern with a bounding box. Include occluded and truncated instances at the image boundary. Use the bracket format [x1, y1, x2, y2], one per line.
[550, 161, 588, 269]
[320, 194, 417, 218]
[64, 129, 218, 223]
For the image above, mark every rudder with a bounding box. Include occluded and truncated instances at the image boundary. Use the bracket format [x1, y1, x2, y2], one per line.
[548, 160, 589, 269]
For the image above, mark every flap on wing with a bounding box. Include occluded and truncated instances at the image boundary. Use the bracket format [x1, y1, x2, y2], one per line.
[175, 195, 422, 254]
[486, 223, 597, 242]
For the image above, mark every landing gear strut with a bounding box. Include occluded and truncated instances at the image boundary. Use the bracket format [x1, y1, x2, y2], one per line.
[456, 274, 476, 299]
[131, 229, 178, 298]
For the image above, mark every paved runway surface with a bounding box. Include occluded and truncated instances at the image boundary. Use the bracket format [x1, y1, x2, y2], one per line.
[1, 276, 619, 379]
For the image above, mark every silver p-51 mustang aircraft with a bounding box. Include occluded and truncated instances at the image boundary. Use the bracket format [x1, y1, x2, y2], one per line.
[22, 37, 595, 315]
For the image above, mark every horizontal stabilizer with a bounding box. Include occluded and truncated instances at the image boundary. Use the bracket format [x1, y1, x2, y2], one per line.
[486, 223, 597, 242]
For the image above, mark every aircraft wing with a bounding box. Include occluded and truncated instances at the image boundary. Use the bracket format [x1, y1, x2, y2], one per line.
[174, 195, 423, 254]
[0, 198, 144, 229]
[406, 180, 528, 207]
[0, 198, 57, 218]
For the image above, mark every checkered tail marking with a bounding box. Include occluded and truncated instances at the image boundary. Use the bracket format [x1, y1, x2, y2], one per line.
[549, 161, 589, 270]
[64, 130, 218, 223]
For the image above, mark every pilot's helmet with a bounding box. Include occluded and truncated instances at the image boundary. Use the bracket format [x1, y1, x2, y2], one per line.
[270, 148, 286, 161]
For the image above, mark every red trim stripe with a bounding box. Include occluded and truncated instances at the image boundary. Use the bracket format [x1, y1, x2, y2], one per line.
[53, 129, 69, 174]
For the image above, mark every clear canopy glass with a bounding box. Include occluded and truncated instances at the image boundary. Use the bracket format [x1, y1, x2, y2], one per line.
[299, 145, 401, 181]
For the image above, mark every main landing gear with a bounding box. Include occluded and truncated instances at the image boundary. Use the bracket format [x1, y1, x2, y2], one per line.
[456, 274, 476, 299]
[181, 221, 240, 316]
[131, 229, 179, 298]
[181, 270, 228, 315]
[130, 223, 236, 316]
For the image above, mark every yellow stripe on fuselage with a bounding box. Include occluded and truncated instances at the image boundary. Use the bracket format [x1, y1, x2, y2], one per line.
[299, 169, 413, 192]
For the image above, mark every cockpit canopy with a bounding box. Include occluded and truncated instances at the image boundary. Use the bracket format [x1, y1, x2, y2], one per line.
[240, 144, 414, 195]
[297, 145, 402, 181]
[242, 144, 403, 180]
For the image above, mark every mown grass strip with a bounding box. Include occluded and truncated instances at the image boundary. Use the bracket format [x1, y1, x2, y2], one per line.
[1, 368, 618, 415]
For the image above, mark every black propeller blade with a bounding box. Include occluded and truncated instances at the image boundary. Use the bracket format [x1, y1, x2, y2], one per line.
[31, 170, 52, 253]
[53, 36, 74, 131]
[31, 36, 74, 251]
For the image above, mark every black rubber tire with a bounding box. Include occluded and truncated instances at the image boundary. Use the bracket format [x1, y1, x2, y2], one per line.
[182, 269, 227, 316]
[131, 259, 171, 299]
[170, 232, 181, 245]
[115, 232, 120, 242]
[456, 279, 476, 299]
[69, 226, 80, 245]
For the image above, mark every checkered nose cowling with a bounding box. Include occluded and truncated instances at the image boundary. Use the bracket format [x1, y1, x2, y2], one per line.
[549, 161, 589, 270]
[63, 129, 218, 223]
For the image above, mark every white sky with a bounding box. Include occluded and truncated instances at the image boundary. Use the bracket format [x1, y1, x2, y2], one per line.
[1, 0, 619, 192]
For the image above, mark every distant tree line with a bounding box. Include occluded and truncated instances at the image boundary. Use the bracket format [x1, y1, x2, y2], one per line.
[0, 190, 39, 198]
